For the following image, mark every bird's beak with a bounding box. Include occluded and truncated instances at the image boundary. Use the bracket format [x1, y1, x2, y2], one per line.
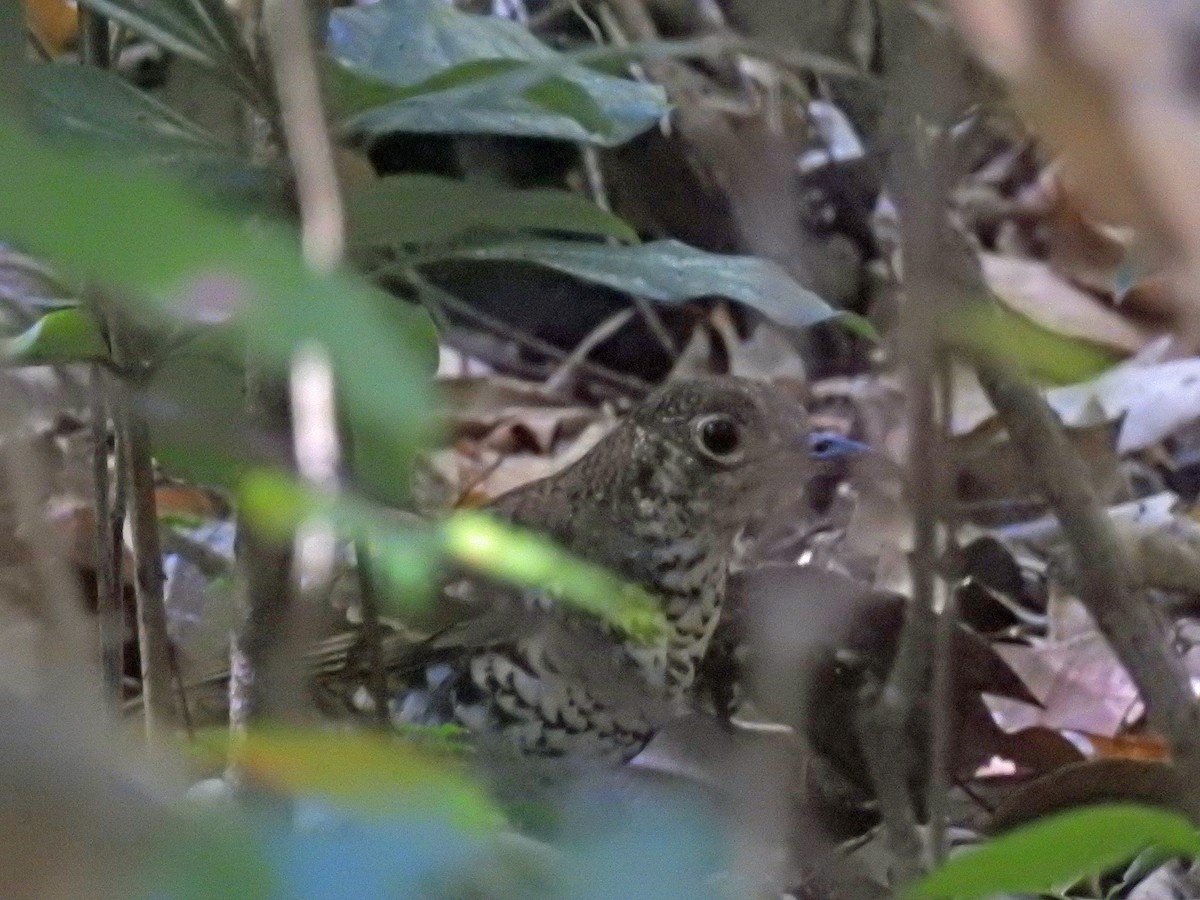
[805, 431, 870, 461]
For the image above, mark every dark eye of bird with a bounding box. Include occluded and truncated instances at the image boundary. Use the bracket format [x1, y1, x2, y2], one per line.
[695, 415, 742, 459]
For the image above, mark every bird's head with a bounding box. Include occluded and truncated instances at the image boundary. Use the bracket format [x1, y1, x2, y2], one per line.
[620, 377, 866, 539]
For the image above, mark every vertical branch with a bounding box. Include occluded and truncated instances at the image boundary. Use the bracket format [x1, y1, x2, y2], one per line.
[228, 374, 294, 743]
[230, 0, 350, 747]
[854, 4, 972, 879]
[227, 0, 292, 771]
[77, 8, 111, 68]
[354, 543, 391, 728]
[926, 361, 957, 864]
[975, 361, 1200, 819]
[264, 0, 344, 274]
[77, 21, 123, 706]
[89, 367, 123, 703]
[109, 327, 176, 737]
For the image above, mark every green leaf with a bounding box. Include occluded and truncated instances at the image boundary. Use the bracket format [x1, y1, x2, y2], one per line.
[433, 238, 836, 329]
[324, 56, 525, 120]
[520, 75, 614, 140]
[326, 0, 667, 145]
[945, 298, 1121, 385]
[238, 471, 666, 642]
[2, 307, 108, 365]
[142, 346, 250, 486]
[346, 174, 638, 250]
[27, 63, 272, 202]
[0, 114, 438, 488]
[909, 804, 1200, 900]
[29, 63, 232, 158]
[76, 0, 266, 108]
[196, 728, 504, 831]
[442, 511, 666, 644]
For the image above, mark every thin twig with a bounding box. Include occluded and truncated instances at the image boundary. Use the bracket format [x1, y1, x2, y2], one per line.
[78, 0, 124, 712]
[25, 27, 53, 62]
[578, 144, 678, 359]
[406, 269, 653, 396]
[926, 362, 956, 864]
[543, 308, 635, 394]
[852, 2, 980, 878]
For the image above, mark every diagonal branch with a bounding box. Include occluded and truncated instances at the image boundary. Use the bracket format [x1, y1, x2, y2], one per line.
[975, 359, 1200, 820]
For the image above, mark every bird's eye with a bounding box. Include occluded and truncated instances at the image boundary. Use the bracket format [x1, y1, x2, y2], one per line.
[694, 414, 742, 460]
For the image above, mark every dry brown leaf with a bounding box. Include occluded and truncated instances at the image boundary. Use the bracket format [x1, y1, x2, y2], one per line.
[952, 417, 1127, 516]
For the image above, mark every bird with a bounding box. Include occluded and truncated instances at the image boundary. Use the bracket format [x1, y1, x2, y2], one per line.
[344, 377, 867, 763]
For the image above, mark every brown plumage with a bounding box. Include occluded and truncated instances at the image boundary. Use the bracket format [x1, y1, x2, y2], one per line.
[357, 377, 865, 761]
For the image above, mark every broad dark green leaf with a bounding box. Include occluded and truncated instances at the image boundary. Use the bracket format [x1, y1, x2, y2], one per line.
[909, 804, 1200, 899]
[3, 307, 108, 365]
[0, 115, 438, 487]
[27, 63, 269, 194]
[76, 0, 266, 108]
[437, 238, 836, 329]
[326, 0, 667, 145]
[346, 174, 637, 250]
[324, 56, 524, 120]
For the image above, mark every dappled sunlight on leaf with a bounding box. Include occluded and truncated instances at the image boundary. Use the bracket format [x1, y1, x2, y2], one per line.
[944, 296, 1120, 384]
[442, 510, 666, 643]
[238, 469, 666, 639]
[199, 729, 503, 832]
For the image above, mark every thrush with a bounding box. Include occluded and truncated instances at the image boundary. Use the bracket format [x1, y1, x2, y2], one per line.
[341, 377, 866, 762]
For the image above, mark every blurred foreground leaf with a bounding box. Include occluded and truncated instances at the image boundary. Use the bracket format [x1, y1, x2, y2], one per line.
[0, 114, 438, 487]
[909, 804, 1200, 899]
[202, 729, 502, 831]
[434, 238, 837, 328]
[326, 0, 667, 145]
[29, 63, 278, 206]
[239, 470, 666, 641]
[443, 510, 665, 643]
[0, 689, 276, 900]
[76, 0, 266, 108]
[346, 174, 638, 249]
